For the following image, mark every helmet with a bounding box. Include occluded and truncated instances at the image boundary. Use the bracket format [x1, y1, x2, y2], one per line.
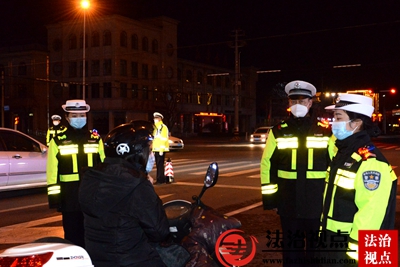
[104, 120, 154, 167]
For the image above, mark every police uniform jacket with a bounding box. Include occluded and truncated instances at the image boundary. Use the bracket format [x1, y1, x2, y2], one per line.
[79, 157, 170, 267]
[46, 124, 67, 146]
[152, 121, 169, 153]
[260, 116, 336, 219]
[320, 131, 397, 259]
[46, 126, 105, 212]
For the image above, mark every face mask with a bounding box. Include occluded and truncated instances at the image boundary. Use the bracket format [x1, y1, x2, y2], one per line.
[331, 121, 358, 140]
[290, 104, 308, 117]
[53, 121, 60, 126]
[146, 151, 155, 173]
[69, 117, 87, 129]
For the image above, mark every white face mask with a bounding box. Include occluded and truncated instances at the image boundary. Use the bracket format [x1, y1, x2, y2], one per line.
[290, 104, 309, 117]
[69, 117, 87, 129]
[146, 151, 155, 173]
[331, 120, 359, 140]
[53, 121, 60, 126]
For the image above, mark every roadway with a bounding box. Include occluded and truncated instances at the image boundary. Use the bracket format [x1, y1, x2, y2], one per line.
[1, 137, 399, 266]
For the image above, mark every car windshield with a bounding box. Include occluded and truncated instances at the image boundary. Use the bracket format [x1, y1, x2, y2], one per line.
[255, 128, 270, 133]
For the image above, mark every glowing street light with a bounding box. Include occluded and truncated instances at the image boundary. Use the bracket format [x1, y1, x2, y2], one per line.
[81, 0, 90, 100]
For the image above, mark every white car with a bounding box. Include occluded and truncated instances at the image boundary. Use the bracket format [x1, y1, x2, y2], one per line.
[0, 128, 48, 192]
[250, 126, 273, 143]
[0, 238, 93, 266]
[169, 136, 184, 150]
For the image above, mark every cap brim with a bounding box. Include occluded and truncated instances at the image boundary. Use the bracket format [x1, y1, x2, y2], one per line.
[62, 105, 90, 113]
[325, 104, 374, 117]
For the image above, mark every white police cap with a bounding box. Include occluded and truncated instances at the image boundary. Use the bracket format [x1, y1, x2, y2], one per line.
[153, 112, 164, 119]
[285, 80, 317, 98]
[62, 99, 90, 113]
[51, 114, 61, 120]
[325, 94, 375, 118]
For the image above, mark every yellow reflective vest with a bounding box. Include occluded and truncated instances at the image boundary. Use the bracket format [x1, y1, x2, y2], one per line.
[46, 125, 67, 146]
[260, 117, 336, 218]
[46, 127, 105, 211]
[152, 121, 169, 153]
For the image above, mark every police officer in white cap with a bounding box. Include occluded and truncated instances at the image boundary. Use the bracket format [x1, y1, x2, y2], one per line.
[46, 114, 67, 146]
[260, 80, 336, 266]
[46, 99, 105, 248]
[152, 112, 170, 185]
[319, 94, 396, 265]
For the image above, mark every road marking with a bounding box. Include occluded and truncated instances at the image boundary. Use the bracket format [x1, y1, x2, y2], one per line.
[174, 181, 259, 190]
[191, 162, 259, 175]
[220, 167, 260, 177]
[225, 201, 262, 217]
[0, 203, 48, 214]
[384, 146, 398, 150]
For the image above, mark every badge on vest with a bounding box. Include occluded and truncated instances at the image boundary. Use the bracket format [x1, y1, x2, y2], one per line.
[362, 171, 381, 191]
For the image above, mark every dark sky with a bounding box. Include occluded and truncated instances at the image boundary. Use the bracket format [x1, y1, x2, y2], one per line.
[2, 0, 400, 94]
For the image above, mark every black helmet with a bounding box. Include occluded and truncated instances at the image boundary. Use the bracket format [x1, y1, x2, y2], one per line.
[104, 120, 154, 166]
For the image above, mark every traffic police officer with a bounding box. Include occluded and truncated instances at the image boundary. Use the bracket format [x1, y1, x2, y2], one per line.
[320, 94, 397, 264]
[152, 112, 170, 184]
[46, 114, 67, 146]
[46, 99, 105, 248]
[260, 80, 336, 266]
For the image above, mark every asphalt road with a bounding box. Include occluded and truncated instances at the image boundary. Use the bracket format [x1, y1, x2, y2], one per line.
[0, 136, 399, 266]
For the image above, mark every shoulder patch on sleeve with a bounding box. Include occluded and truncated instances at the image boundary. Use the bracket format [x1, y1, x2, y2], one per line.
[362, 171, 381, 191]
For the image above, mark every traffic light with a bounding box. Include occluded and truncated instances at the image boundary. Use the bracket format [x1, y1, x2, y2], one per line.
[14, 116, 19, 125]
[390, 88, 396, 94]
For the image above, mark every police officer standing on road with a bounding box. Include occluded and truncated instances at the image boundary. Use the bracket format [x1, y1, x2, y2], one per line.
[152, 112, 170, 185]
[260, 80, 336, 266]
[319, 94, 397, 265]
[46, 114, 67, 146]
[46, 99, 105, 248]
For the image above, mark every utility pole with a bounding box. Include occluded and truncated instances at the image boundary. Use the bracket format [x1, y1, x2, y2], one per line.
[230, 29, 245, 135]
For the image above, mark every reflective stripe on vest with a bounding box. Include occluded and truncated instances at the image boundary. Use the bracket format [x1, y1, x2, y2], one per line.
[307, 136, 329, 169]
[306, 136, 330, 148]
[347, 242, 358, 260]
[59, 144, 79, 155]
[60, 174, 80, 182]
[261, 183, 278, 195]
[277, 170, 326, 179]
[326, 217, 353, 235]
[276, 137, 298, 149]
[84, 143, 99, 167]
[334, 168, 356, 189]
[47, 184, 61, 195]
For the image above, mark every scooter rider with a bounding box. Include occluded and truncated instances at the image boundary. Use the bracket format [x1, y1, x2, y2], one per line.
[79, 120, 170, 267]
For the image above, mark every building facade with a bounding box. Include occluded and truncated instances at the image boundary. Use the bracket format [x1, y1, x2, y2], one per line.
[1, 14, 257, 136]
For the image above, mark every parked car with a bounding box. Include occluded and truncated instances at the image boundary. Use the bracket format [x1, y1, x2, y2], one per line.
[250, 126, 273, 143]
[169, 136, 184, 150]
[0, 128, 48, 192]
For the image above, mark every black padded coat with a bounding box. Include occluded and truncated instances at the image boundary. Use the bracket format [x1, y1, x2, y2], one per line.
[79, 157, 169, 267]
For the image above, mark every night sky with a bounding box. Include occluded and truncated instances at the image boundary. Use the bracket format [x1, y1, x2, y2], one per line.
[1, 0, 400, 106]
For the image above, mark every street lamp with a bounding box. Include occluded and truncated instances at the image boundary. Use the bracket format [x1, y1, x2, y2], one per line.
[81, 0, 90, 100]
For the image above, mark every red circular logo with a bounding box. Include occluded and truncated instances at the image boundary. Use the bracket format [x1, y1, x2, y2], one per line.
[215, 229, 258, 267]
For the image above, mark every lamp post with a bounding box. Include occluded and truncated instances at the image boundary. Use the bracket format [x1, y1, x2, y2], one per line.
[81, 0, 90, 100]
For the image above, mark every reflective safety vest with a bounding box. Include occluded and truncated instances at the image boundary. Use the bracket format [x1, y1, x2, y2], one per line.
[321, 145, 397, 260]
[152, 121, 169, 153]
[46, 125, 67, 146]
[46, 127, 105, 209]
[260, 118, 336, 218]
